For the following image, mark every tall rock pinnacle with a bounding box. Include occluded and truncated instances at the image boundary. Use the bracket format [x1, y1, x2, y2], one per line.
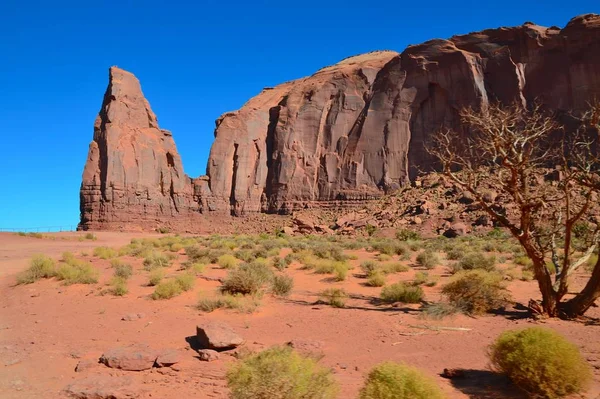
[79, 67, 197, 231]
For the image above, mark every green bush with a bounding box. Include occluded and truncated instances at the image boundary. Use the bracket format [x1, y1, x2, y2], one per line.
[384, 262, 409, 274]
[151, 280, 182, 300]
[148, 269, 164, 286]
[319, 288, 347, 308]
[520, 270, 534, 281]
[16, 254, 56, 284]
[93, 246, 117, 260]
[452, 252, 496, 273]
[395, 229, 421, 241]
[366, 271, 386, 287]
[218, 254, 239, 269]
[416, 251, 440, 269]
[111, 260, 133, 279]
[413, 271, 429, 286]
[227, 346, 338, 399]
[143, 251, 171, 270]
[360, 260, 379, 275]
[490, 327, 591, 398]
[221, 262, 273, 295]
[271, 275, 294, 297]
[380, 282, 424, 303]
[197, 293, 261, 313]
[110, 276, 128, 296]
[359, 362, 445, 399]
[442, 270, 509, 315]
[175, 273, 195, 291]
[56, 262, 99, 285]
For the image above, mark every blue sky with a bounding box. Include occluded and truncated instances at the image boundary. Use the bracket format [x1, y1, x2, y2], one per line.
[0, 1, 596, 230]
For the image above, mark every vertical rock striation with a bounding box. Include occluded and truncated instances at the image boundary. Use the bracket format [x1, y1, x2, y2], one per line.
[79, 67, 197, 230]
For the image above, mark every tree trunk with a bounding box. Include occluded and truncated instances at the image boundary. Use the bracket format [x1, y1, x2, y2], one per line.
[561, 258, 600, 317]
[528, 251, 559, 317]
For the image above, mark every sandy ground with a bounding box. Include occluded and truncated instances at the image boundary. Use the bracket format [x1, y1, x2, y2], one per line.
[1, 232, 599, 398]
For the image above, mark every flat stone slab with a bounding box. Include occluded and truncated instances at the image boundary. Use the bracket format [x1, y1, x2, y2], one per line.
[196, 321, 244, 350]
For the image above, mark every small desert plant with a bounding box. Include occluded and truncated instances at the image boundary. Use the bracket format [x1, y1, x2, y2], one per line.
[111, 260, 133, 279]
[416, 251, 440, 269]
[333, 262, 348, 281]
[271, 274, 294, 297]
[422, 302, 460, 320]
[366, 271, 386, 287]
[175, 273, 195, 291]
[319, 288, 347, 308]
[226, 346, 338, 399]
[16, 254, 56, 284]
[197, 293, 261, 313]
[93, 246, 117, 260]
[143, 251, 170, 270]
[148, 269, 164, 286]
[110, 276, 128, 296]
[156, 226, 170, 234]
[360, 260, 379, 276]
[55, 262, 99, 285]
[358, 362, 446, 399]
[452, 252, 496, 273]
[395, 229, 421, 241]
[490, 327, 591, 398]
[151, 280, 182, 300]
[442, 270, 509, 315]
[84, 232, 97, 240]
[218, 254, 239, 269]
[221, 262, 273, 295]
[376, 253, 392, 262]
[380, 282, 424, 303]
[383, 262, 409, 274]
[413, 271, 429, 286]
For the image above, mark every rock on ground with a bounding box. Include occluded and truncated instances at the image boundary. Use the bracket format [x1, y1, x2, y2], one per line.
[196, 321, 244, 350]
[64, 376, 140, 398]
[99, 344, 159, 371]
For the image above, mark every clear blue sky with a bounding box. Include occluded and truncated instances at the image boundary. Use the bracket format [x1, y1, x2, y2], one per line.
[0, 1, 596, 230]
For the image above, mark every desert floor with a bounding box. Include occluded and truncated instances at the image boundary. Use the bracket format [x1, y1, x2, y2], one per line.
[1, 231, 599, 399]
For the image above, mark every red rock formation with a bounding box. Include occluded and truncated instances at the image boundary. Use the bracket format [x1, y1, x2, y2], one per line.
[79, 67, 198, 231]
[80, 14, 600, 229]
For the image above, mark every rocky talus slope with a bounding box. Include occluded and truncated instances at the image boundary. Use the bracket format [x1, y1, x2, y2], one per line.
[80, 14, 600, 231]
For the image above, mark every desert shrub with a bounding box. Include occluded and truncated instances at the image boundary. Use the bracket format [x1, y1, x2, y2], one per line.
[151, 280, 182, 300]
[416, 250, 440, 269]
[148, 269, 164, 286]
[370, 240, 399, 256]
[188, 262, 206, 275]
[110, 276, 128, 296]
[366, 271, 386, 287]
[111, 260, 133, 279]
[513, 255, 533, 268]
[442, 270, 509, 315]
[234, 249, 255, 263]
[16, 254, 56, 284]
[170, 242, 183, 252]
[395, 229, 421, 241]
[490, 327, 591, 398]
[319, 288, 347, 308]
[333, 263, 348, 281]
[221, 262, 273, 295]
[358, 362, 445, 399]
[376, 253, 392, 262]
[272, 256, 291, 271]
[226, 346, 338, 399]
[198, 293, 262, 313]
[413, 271, 429, 286]
[520, 270, 534, 281]
[360, 260, 379, 276]
[143, 251, 171, 270]
[175, 273, 195, 291]
[93, 246, 117, 260]
[62, 251, 77, 264]
[445, 247, 465, 261]
[218, 254, 239, 269]
[422, 302, 460, 320]
[271, 274, 294, 297]
[452, 252, 496, 273]
[380, 282, 424, 303]
[156, 226, 170, 234]
[384, 262, 409, 274]
[84, 232, 97, 240]
[56, 262, 99, 285]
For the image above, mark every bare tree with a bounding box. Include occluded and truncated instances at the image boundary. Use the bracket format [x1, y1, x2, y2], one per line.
[428, 102, 600, 318]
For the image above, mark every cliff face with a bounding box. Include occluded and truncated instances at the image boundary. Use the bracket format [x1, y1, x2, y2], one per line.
[80, 14, 600, 230]
[79, 67, 198, 230]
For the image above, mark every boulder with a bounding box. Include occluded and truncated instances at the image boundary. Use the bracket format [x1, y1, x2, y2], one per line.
[444, 223, 469, 238]
[99, 344, 158, 371]
[197, 349, 220, 362]
[155, 349, 181, 367]
[64, 376, 140, 398]
[196, 322, 244, 350]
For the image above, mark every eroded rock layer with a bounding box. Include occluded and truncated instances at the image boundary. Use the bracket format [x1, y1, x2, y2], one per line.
[80, 14, 600, 230]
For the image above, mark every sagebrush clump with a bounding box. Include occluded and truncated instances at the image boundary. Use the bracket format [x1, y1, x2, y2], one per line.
[416, 250, 440, 269]
[16, 254, 56, 284]
[359, 362, 446, 399]
[442, 269, 509, 315]
[380, 282, 423, 303]
[490, 327, 591, 398]
[226, 346, 338, 399]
